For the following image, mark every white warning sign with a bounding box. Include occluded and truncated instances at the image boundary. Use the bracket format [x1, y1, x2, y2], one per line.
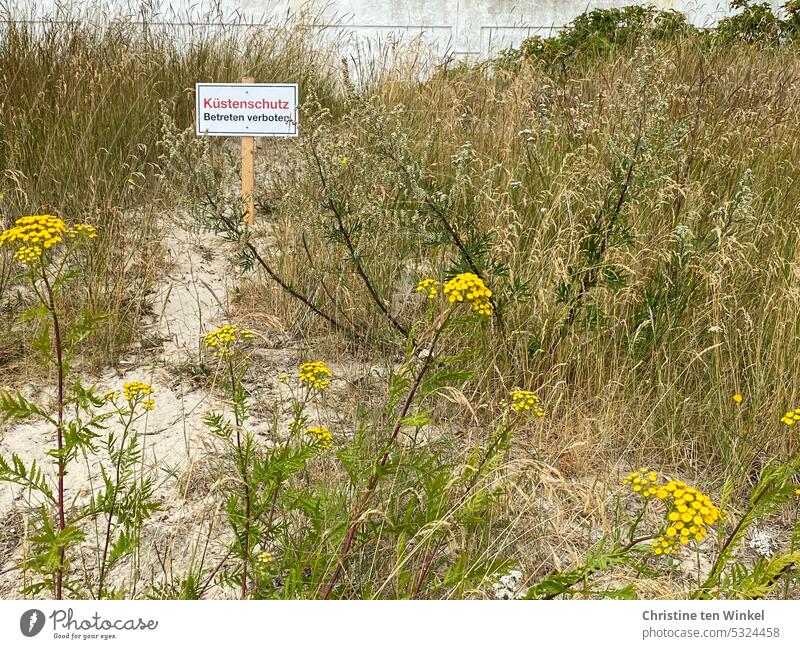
[195, 82, 299, 137]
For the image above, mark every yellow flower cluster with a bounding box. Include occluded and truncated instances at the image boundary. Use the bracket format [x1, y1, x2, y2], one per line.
[443, 273, 493, 317]
[651, 480, 720, 556]
[202, 325, 253, 358]
[307, 426, 333, 450]
[298, 361, 332, 392]
[69, 223, 97, 239]
[416, 278, 439, 299]
[0, 215, 96, 265]
[507, 389, 544, 416]
[623, 468, 659, 497]
[13, 246, 43, 264]
[257, 550, 273, 565]
[780, 408, 800, 427]
[123, 381, 155, 411]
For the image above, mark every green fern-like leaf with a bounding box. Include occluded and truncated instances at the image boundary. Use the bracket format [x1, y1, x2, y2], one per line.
[0, 391, 53, 425]
[0, 453, 56, 503]
[734, 552, 800, 599]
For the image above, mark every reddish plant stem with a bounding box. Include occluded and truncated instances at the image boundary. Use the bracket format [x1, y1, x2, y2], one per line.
[411, 535, 446, 599]
[41, 270, 65, 600]
[321, 317, 448, 599]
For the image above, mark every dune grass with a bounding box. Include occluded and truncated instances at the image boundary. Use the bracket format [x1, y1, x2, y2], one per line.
[0, 4, 341, 366]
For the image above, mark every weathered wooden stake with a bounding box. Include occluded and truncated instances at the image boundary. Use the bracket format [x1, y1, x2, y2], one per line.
[241, 75, 255, 225]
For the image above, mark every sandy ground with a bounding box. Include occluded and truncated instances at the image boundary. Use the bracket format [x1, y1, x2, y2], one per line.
[0, 223, 258, 596]
[0, 217, 375, 597]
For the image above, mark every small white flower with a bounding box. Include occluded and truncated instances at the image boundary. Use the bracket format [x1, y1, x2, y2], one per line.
[494, 586, 515, 600]
[708, 325, 725, 334]
[749, 529, 777, 559]
[491, 569, 524, 599]
[416, 348, 433, 362]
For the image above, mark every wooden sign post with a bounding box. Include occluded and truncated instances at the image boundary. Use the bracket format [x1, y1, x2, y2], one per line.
[241, 76, 256, 225]
[195, 80, 300, 225]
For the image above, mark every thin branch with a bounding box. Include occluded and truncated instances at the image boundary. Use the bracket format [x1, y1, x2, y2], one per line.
[307, 134, 409, 338]
[210, 205, 363, 345]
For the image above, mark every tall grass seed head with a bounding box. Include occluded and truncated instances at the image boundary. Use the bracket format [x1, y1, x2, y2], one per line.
[298, 361, 333, 392]
[442, 272, 493, 317]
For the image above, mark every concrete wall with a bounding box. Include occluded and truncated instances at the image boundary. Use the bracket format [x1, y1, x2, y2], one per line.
[2, 1, 788, 58]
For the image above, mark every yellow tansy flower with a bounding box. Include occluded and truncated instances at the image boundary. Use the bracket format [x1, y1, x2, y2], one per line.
[122, 381, 155, 411]
[442, 272, 493, 317]
[506, 388, 544, 417]
[298, 361, 333, 392]
[416, 278, 439, 299]
[307, 426, 333, 450]
[0, 215, 95, 266]
[623, 468, 659, 498]
[781, 408, 800, 427]
[202, 325, 253, 358]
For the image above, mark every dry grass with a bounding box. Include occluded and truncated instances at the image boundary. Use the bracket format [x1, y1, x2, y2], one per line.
[2, 5, 800, 600]
[227, 38, 800, 493]
[0, 4, 342, 370]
